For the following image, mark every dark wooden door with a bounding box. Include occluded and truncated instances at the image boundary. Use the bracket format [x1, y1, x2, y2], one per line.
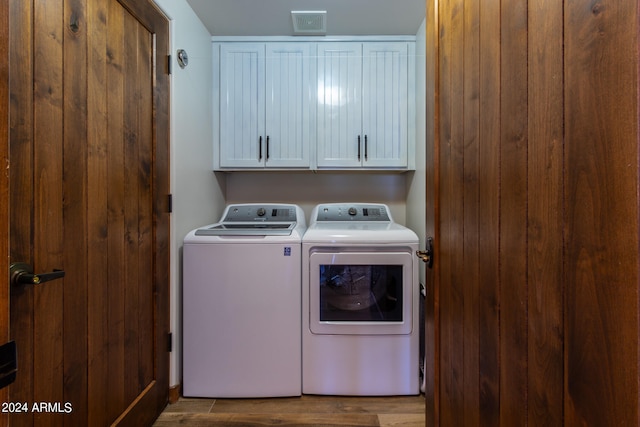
[426, 0, 639, 425]
[8, 0, 169, 425]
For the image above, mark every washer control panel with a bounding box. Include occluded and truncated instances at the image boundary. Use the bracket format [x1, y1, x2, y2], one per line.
[223, 204, 297, 222]
[314, 203, 391, 222]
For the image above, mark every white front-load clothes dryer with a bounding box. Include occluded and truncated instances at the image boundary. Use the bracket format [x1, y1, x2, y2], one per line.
[182, 204, 306, 398]
[302, 203, 420, 396]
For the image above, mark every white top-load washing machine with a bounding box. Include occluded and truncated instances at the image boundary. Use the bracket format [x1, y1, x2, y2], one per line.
[182, 204, 306, 398]
[302, 203, 420, 396]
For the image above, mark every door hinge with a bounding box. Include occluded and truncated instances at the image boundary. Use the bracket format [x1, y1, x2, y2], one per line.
[167, 194, 173, 213]
[167, 332, 173, 352]
[167, 54, 172, 75]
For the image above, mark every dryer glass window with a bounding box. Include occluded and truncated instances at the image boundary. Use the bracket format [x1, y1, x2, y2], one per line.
[308, 251, 414, 335]
[319, 265, 403, 322]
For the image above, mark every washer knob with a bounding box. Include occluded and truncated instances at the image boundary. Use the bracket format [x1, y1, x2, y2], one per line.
[348, 207, 357, 216]
[257, 208, 266, 216]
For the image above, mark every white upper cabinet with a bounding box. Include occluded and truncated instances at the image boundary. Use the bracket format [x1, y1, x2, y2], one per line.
[218, 42, 312, 168]
[219, 43, 264, 168]
[317, 43, 363, 168]
[214, 39, 413, 171]
[317, 42, 409, 169]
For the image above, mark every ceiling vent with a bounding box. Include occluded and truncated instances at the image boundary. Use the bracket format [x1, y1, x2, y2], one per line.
[291, 11, 327, 35]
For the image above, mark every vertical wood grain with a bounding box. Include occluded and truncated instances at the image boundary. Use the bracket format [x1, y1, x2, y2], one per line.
[106, 3, 126, 420]
[477, 0, 501, 424]
[8, 0, 34, 424]
[429, 0, 639, 425]
[462, 0, 480, 424]
[527, 0, 564, 424]
[87, 0, 110, 424]
[499, 0, 528, 424]
[63, 0, 89, 425]
[564, 0, 639, 424]
[32, 0, 65, 424]
[0, 0, 8, 422]
[136, 26, 154, 391]
[8, 0, 169, 424]
[123, 10, 141, 407]
[437, 0, 456, 423]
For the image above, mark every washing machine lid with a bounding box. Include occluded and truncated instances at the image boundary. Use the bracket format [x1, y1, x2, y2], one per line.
[195, 222, 296, 236]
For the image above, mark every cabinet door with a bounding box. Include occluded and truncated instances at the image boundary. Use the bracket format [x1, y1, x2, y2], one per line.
[317, 43, 363, 168]
[219, 43, 265, 167]
[265, 43, 312, 168]
[362, 43, 409, 167]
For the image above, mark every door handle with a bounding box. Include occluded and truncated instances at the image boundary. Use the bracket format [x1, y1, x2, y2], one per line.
[416, 237, 434, 269]
[10, 262, 65, 286]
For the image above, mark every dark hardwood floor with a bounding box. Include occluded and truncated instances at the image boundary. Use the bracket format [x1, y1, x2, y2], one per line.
[153, 395, 425, 426]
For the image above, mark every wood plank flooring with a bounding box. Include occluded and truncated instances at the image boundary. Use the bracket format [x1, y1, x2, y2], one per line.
[153, 395, 425, 426]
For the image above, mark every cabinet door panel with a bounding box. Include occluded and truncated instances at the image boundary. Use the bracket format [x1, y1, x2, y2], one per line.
[317, 43, 362, 167]
[265, 43, 312, 167]
[362, 43, 408, 167]
[220, 43, 265, 167]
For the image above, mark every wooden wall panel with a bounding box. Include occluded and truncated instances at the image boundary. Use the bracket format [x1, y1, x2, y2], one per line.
[564, 0, 639, 424]
[63, 0, 89, 425]
[527, 0, 564, 425]
[32, 1, 65, 425]
[476, 0, 501, 424]
[437, 0, 461, 423]
[461, 0, 480, 425]
[8, 0, 34, 424]
[87, 0, 110, 424]
[498, 0, 529, 424]
[428, 0, 639, 425]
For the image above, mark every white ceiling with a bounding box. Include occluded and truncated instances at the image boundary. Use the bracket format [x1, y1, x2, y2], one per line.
[185, 0, 426, 37]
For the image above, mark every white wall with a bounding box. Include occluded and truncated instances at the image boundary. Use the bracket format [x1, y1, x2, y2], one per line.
[226, 172, 407, 224]
[153, 0, 225, 389]
[406, 18, 427, 286]
[152, 0, 425, 391]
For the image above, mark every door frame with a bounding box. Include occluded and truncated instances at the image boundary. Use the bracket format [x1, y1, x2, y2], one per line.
[0, 0, 9, 423]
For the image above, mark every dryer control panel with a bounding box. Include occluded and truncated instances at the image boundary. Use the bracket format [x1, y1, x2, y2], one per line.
[314, 203, 391, 222]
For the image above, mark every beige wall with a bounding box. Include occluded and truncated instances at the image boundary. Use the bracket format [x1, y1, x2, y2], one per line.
[224, 171, 408, 225]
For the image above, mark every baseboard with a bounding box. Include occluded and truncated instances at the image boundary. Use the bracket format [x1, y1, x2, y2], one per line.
[169, 383, 181, 404]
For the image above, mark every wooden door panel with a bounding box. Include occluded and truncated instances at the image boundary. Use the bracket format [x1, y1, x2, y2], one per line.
[8, 0, 169, 425]
[429, 0, 638, 425]
[8, 0, 34, 425]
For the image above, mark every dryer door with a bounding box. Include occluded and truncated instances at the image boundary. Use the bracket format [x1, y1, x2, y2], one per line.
[308, 251, 414, 335]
